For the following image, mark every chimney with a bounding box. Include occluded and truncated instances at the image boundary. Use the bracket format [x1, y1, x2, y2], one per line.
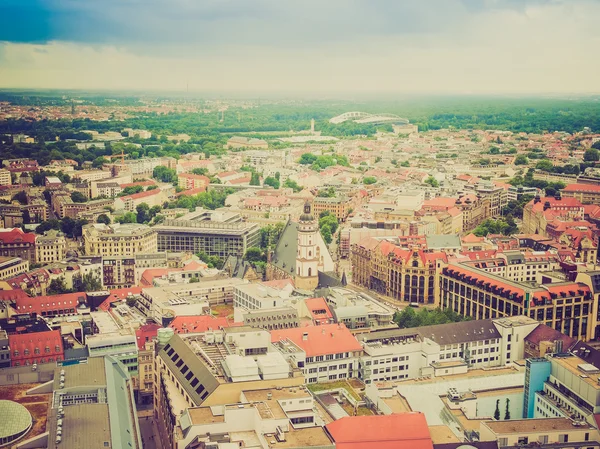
[302, 332, 308, 341]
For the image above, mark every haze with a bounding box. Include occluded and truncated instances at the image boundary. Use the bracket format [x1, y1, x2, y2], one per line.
[0, 0, 599, 94]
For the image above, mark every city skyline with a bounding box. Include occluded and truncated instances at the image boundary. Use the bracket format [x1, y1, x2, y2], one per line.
[1, 0, 599, 93]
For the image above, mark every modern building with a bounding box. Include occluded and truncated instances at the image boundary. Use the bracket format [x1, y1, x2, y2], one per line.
[177, 173, 210, 190]
[86, 333, 139, 379]
[155, 209, 261, 259]
[35, 230, 67, 264]
[154, 328, 303, 449]
[0, 168, 11, 186]
[440, 261, 597, 340]
[508, 185, 539, 202]
[523, 358, 552, 419]
[479, 418, 598, 448]
[20, 356, 142, 449]
[83, 223, 157, 257]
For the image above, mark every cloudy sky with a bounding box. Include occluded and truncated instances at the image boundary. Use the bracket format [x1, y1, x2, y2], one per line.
[0, 0, 598, 94]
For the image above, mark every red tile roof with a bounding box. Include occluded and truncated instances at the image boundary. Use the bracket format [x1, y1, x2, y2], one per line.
[125, 189, 162, 200]
[169, 315, 237, 334]
[135, 323, 161, 349]
[563, 183, 600, 193]
[14, 292, 85, 315]
[325, 413, 433, 449]
[304, 297, 334, 324]
[98, 287, 143, 311]
[270, 323, 361, 358]
[9, 329, 64, 365]
[0, 228, 36, 244]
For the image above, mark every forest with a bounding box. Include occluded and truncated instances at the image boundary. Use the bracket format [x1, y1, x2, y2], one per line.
[1, 94, 600, 166]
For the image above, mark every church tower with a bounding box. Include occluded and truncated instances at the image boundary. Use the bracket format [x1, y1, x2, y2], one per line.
[295, 201, 319, 291]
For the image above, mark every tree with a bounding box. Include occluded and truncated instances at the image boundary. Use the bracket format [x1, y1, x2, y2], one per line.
[244, 247, 265, 262]
[250, 171, 261, 186]
[119, 185, 144, 196]
[473, 218, 517, 237]
[283, 178, 302, 192]
[146, 185, 158, 191]
[12, 190, 28, 205]
[259, 223, 285, 250]
[504, 398, 510, 420]
[317, 187, 336, 198]
[535, 159, 554, 172]
[424, 176, 439, 188]
[136, 203, 150, 223]
[115, 212, 137, 224]
[393, 307, 468, 328]
[494, 399, 501, 420]
[48, 277, 71, 295]
[298, 153, 317, 165]
[263, 176, 280, 189]
[96, 214, 111, 224]
[70, 191, 87, 203]
[319, 212, 339, 235]
[74, 271, 102, 292]
[514, 155, 529, 165]
[126, 296, 138, 307]
[92, 157, 108, 168]
[400, 161, 410, 167]
[153, 166, 177, 183]
[584, 148, 600, 162]
[363, 176, 377, 185]
[321, 225, 332, 244]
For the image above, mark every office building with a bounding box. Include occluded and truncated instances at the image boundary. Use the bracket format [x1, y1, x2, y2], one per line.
[35, 230, 67, 264]
[523, 358, 552, 419]
[155, 209, 260, 258]
[0, 256, 29, 280]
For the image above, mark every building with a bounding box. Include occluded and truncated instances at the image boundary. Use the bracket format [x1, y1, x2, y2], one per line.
[83, 223, 157, 257]
[113, 188, 168, 212]
[86, 333, 138, 378]
[0, 228, 36, 263]
[0, 256, 29, 280]
[312, 196, 352, 222]
[72, 169, 112, 183]
[563, 183, 600, 205]
[479, 418, 598, 448]
[0, 330, 9, 367]
[1, 314, 64, 366]
[523, 196, 585, 236]
[102, 255, 136, 288]
[326, 287, 394, 330]
[508, 185, 539, 202]
[155, 209, 261, 259]
[266, 204, 336, 289]
[154, 329, 303, 449]
[351, 236, 446, 305]
[177, 173, 210, 190]
[523, 358, 552, 419]
[440, 261, 597, 340]
[325, 413, 434, 449]
[271, 323, 362, 383]
[93, 181, 122, 198]
[227, 136, 268, 149]
[20, 356, 142, 449]
[0, 168, 11, 186]
[35, 230, 67, 264]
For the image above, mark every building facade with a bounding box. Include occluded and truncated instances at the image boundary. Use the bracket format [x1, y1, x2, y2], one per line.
[83, 223, 157, 257]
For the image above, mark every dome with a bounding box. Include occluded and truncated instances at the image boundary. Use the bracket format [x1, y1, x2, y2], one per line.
[299, 200, 314, 222]
[0, 400, 33, 447]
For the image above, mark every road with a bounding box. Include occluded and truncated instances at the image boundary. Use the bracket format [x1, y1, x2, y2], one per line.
[138, 414, 163, 449]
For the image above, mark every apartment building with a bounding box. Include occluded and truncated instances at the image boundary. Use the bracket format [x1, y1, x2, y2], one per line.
[0, 256, 29, 280]
[271, 323, 362, 384]
[312, 196, 352, 222]
[83, 223, 157, 257]
[563, 183, 600, 205]
[35, 230, 67, 264]
[177, 173, 210, 190]
[523, 196, 585, 236]
[463, 251, 560, 283]
[0, 168, 11, 186]
[440, 261, 597, 340]
[351, 236, 446, 305]
[155, 209, 260, 259]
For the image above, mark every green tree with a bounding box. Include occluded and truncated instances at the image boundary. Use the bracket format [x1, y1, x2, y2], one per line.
[115, 212, 137, 224]
[244, 247, 265, 262]
[250, 171, 261, 186]
[74, 271, 102, 292]
[363, 176, 377, 185]
[136, 203, 150, 223]
[504, 398, 510, 420]
[535, 159, 554, 172]
[400, 161, 410, 167]
[48, 277, 71, 295]
[153, 166, 177, 183]
[424, 176, 439, 188]
[283, 178, 302, 192]
[494, 400, 501, 420]
[584, 148, 600, 162]
[473, 218, 517, 237]
[514, 155, 529, 165]
[96, 214, 111, 224]
[298, 153, 317, 165]
[92, 156, 108, 168]
[264, 176, 280, 189]
[321, 225, 332, 244]
[70, 191, 87, 203]
[12, 190, 28, 205]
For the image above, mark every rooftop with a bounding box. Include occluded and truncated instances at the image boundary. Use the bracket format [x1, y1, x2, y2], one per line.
[482, 417, 594, 434]
[270, 323, 362, 358]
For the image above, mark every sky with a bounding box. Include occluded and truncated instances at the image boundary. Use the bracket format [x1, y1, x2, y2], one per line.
[0, 0, 599, 94]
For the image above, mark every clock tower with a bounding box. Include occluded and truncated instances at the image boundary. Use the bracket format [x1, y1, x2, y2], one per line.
[295, 201, 319, 291]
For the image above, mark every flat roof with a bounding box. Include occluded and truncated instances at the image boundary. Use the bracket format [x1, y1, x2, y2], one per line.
[483, 417, 593, 433]
[268, 426, 333, 448]
[551, 355, 600, 390]
[187, 406, 225, 425]
[51, 403, 111, 449]
[53, 358, 106, 390]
